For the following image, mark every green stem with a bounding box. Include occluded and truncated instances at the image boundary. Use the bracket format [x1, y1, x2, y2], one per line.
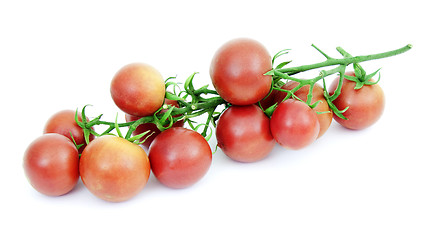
[277, 44, 412, 75]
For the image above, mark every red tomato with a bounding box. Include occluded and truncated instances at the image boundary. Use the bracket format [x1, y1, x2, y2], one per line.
[329, 72, 385, 130]
[23, 133, 79, 196]
[210, 38, 272, 105]
[275, 82, 332, 138]
[148, 127, 212, 189]
[125, 98, 184, 149]
[270, 99, 320, 150]
[79, 135, 150, 202]
[111, 63, 166, 117]
[216, 104, 275, 163]
[43, 109, 94, 152]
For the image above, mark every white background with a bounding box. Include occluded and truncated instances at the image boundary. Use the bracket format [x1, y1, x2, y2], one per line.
[1, 0, 433, 239]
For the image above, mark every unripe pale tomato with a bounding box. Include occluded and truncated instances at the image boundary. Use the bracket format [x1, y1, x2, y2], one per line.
[23, 133, 79, 196]
[111, 63, 166, 117]
[329, 72, 385, 130]
[149, 127, 212, 189]
[216, 104, 275, 163]
[79, 135, 151, 202]
[210, 38, 272, 105]
[270, 99, 320, 150]
[43, 109, 94, 153]
[275, 82, 332, 138]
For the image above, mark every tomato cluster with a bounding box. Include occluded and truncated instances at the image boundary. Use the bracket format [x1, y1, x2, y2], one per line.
[23, 37, 389, 202]
[211, 38, 385, 162]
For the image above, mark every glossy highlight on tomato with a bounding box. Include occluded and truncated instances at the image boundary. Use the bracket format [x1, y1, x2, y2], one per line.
[270, 99, 320, 150]
[111, 63, 166, 117]
[79, 135, 151, 202]
[210, 38, 272, 105]
[149, 127, 212, 189]
[23, 133, 79, 196]
[216, 104, 275, 162]
[329, 72, 385, 130]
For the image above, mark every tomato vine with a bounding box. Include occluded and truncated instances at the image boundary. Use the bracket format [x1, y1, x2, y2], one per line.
[264, 44, 412, 119]
[75, 43, 412, 144]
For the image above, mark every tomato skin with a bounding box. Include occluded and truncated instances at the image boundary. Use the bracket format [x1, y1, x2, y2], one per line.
[23, 133, 79, 196]
[111, 63, 166, 117]
[43, 109, 94, 153]
[329, 72, 385, 130]
[79, 135, 150, 202]
[270, 99, 320, 150]
[275, 82, 332, 138]
[148, 127, 212, 189]
[216, 105, 275, 163]
[125, 98, 184, 149]
[210, 38, 272, 105]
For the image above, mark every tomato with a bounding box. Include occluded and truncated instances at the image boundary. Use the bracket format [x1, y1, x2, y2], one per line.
[110, 63, 166, 117]
[23, 133, 79, 196]
[148, 127, 212, 189]
[216, 104, 275, 163]
[79, 135, 150, 202]
[270, 99, 320, 150]
[43, 109, 94, 152]
[329, 72, 385, 130]
[125, 98, 184, 149]
[210, 38, 272, 105]
[275, 82, 332, 138]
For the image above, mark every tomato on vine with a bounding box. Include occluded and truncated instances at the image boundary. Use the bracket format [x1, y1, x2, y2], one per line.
[149, 127, 212, 189]
[79, 135, 151, 202]
[216, 104, 275, 163]
[275, 82, 332, 138]
[329, 72, 385, 130]
[111, 63, 166, 117]
[270, 99, 320, 150]
[210, 38, 272, 105]
[23, 37, 412, 202]
[23, 133, 79, 196]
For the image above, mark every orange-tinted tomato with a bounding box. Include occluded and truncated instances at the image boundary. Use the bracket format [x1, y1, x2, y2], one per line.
[111, 63, 166, 117]
[79, 135, 150, 202]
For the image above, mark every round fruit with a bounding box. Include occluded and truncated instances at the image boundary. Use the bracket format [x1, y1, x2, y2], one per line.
[210, 38, 272, 105]
[110, 63, 166, 117]
[79, 135, 151, 202]
[329, 72, 385, 130]
[270, 99, 320, 150]
[275, 82, 332, 138]
[149, 127, 212, 189]
[216, 104, 275, 163]
[23, 133, 79, 196]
